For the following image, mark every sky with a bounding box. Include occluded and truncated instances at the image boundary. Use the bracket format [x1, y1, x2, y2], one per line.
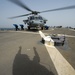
[0, 0, 75, 28]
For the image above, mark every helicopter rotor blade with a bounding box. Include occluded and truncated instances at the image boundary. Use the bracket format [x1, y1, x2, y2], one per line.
[9, 13, 32, 19]
[9, 0, 33, 12]
[40, 5, 75, 13]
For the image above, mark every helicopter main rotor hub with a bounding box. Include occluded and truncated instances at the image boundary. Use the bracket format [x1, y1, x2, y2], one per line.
[32, 11, 40, 15]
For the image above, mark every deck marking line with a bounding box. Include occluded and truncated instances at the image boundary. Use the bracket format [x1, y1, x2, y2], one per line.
[39, 30, 75, 75]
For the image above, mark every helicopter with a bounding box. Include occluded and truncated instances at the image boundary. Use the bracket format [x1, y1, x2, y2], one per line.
[9, 0, 75, 30]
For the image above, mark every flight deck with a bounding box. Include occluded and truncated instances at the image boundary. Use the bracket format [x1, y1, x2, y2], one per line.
[0, 28, 75, 75]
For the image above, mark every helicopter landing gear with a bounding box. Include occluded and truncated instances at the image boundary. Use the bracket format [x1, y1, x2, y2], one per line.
[41, 26, 44, 30]
[28, 26, 30, 30]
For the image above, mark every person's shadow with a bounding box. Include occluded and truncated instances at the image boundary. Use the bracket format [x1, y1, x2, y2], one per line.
[13, 47, 55, 75]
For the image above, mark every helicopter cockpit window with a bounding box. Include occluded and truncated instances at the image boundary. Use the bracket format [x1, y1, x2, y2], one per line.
[30, 16, 42, 20]
[34, 17, 43, 20]
[30, 16, 34, 20]
[39, 17, 42, 20]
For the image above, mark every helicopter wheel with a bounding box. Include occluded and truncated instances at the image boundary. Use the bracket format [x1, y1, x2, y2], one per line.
[41, 27, 43, 30]
[28, 26, 30, 30]
[41, 26, 44, 30]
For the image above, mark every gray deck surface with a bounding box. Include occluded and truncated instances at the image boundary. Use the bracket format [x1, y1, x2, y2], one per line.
[0, 28, 75, 75]
[0, 31, 57, 75]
